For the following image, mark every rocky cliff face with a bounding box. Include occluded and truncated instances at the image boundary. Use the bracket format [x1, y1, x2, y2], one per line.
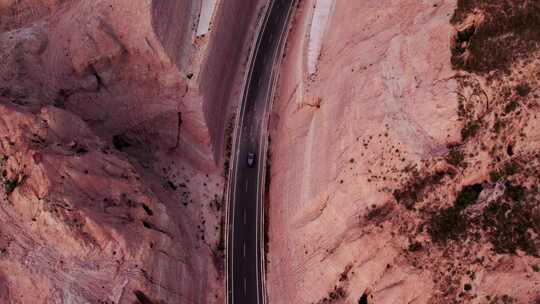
[267, 0, 540, 303]
[0, 0, 261, 303]
[0, 103, 218, 303]
[1, 0, 212, 167]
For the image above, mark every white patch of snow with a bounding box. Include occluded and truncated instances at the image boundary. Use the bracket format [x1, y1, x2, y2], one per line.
[307, 0, 335, 75]
[196, 0, 218, 37]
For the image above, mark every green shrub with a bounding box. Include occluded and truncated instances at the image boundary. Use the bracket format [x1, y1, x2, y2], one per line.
[454, 184, 483, 209]
[408, 241, 423, 252]
[428, 205, 470, 243]
[393, 171, 448, 209]
[504, 100, 519, 114]
[490, 162, 521, 182]
[503, 162, 520, 175]
[504, 182, 526, 202]
[428, 184, 483, 243]
[487, 294, 516, 304]
[447, 148, 465, 167]
[490, 170, 503, 182]
[325, 286, 346, 302]
[461, 121, 480, 141]
[482, 200, 540, 255]
[4, 179, 18, 194]
[451, 0, 540, 74]
[516, 83, 531, 97]
[493, 119, 504, 134]
[365, 203, 393, 222]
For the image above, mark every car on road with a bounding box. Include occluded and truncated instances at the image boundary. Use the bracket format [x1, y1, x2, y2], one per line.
[247, 152, 256, 168]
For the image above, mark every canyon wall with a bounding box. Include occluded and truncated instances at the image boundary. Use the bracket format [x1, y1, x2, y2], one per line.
[1, 0, 211, 167]
[200, 0, 265, 162]
[267, 0, 540, 303]
[0, 0, 262, 302]
[0, 0, 263, 170]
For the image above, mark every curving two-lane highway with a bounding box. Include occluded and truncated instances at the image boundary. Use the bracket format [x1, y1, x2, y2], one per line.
[226, 1, 296, 303]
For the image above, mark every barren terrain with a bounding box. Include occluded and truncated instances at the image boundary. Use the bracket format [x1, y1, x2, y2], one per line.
[267, 0, 540, 303]
[3, 0, 540, 303]
[0, 0, 263, 302]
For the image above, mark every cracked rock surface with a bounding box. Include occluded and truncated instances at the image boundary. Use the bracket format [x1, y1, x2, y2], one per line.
[0, 0, 265, 302]
[267, 1, 540, 303]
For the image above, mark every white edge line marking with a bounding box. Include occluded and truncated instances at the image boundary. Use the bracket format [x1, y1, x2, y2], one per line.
[256, 2, 296, 304]
[225, 1, 297, 303]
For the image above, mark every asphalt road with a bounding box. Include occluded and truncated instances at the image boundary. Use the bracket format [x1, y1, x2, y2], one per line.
[226, 1, 296, 303]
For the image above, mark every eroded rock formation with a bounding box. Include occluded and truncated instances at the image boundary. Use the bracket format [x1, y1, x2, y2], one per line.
[0, 0, 263, 302]
[267, 1, 540, 303]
